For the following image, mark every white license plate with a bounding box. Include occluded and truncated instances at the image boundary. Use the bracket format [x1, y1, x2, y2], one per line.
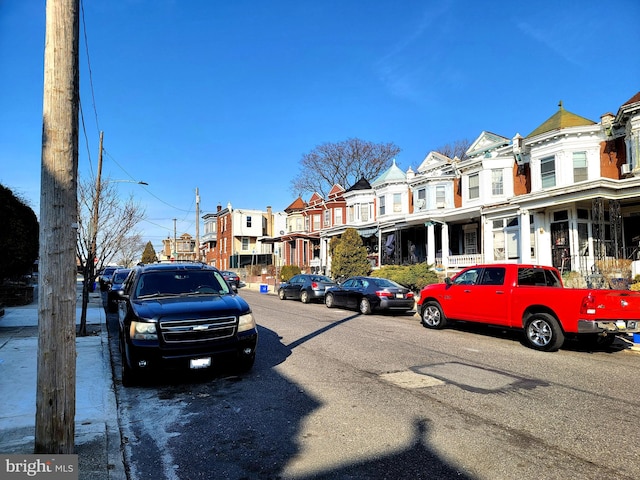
[396, 293, 403, 298]
[616, 320, 626, 329]
[190, 357, 212, 369]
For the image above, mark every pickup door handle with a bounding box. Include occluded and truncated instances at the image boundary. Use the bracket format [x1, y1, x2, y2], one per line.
[464, 289, 471, 293]
[496, 290, 504, 294]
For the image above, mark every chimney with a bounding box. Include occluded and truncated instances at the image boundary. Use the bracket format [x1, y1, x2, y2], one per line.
[266, 206, 272, 236]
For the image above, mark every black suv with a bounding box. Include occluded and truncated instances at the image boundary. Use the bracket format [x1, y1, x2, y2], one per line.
[116, 262, 258, 386]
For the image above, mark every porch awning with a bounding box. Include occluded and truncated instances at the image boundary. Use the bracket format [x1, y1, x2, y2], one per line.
[358, 227, 379, 238]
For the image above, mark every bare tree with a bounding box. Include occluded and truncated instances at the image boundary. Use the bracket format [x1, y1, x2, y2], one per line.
[291, 138, 401, 199]
[115, 234, 144, 267]
[434, 139, 472, 161]
[76, 178, 145, 335]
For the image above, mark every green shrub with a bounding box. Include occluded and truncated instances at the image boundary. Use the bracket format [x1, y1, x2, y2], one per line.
[280, 265, 301, 282]
[370, 263, 439, 292]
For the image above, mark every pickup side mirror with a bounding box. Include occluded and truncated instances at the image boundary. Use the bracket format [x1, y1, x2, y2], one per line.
[444, 277, 453, 286]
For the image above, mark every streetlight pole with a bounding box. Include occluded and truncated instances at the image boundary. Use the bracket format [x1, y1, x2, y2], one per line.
[89, 131, 104, 292]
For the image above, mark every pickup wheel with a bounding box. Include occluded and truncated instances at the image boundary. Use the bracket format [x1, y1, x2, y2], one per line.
[524, 313, 565, 352]
[421, 301, 447, 329]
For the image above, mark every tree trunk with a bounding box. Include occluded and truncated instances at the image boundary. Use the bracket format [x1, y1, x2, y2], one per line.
[35, 0, 80, 454]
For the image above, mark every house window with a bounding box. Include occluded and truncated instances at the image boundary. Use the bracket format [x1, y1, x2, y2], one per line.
[379, 196, 386, 216]
[491, 169, 503, 196]
[469, 173, 479, 199]
[541, 156, 556, 188]
[246, 216, 252, 228]
[335, 208, 343, 225]
[241, 237, 249, 251]
[348, 206, 355, 223]
[436, 186, 445, 208]
[393, 193, 402, 212]
[416, 188, 426, 209]
[360, 204, 369, 222]
[573, 152, 588, 182]
[313, 214, 321, 231]
[492, 217, 520, 260]
[530, 223, 536, 260]
[464, 230, 477, 254]
[324, 210, 331, 227]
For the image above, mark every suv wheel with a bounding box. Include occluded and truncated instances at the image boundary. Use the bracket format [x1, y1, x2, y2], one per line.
[121, 351, 137, 387]
[235, 353, 255, 373]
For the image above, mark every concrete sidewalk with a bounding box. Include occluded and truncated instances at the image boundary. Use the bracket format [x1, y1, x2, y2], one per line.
[0, 284, 125, 480]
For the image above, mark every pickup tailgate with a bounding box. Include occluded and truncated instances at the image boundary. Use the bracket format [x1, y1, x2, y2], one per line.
[579, 290, 640, 334]
[591, 291, 640, 320]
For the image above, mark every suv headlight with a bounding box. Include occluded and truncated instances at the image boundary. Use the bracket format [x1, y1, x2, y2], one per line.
[130, 321, 158, 340]
[238, 313, 256, 332]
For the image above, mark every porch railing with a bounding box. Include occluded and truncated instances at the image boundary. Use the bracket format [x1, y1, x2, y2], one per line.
[435, 254, 484, 268]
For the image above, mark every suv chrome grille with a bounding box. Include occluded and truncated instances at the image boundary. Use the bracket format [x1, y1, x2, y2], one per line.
[159, 316, 237, 343]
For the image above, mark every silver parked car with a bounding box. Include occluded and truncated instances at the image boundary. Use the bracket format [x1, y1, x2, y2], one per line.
[278, 274, 336, 304]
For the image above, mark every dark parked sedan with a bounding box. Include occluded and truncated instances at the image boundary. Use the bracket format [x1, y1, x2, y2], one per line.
[278, 274, 336, 303]
[221, 270, 240, 291]
[324, 276, 415, 315]
[107, 268, 131, 312]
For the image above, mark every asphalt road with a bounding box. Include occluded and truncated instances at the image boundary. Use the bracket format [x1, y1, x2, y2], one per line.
[107, 289, 640, 480]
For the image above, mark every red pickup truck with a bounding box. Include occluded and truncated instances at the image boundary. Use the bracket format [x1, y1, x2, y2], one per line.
[417, 264, 640, 351]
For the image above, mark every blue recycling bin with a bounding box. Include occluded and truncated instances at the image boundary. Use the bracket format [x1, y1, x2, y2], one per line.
[259, 284, 268, 294]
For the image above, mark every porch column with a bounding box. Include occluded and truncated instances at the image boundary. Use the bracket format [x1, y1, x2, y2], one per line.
[427, 224, 436, 265]
[519, 209, 531, 263]
[441, 224, 449, 267]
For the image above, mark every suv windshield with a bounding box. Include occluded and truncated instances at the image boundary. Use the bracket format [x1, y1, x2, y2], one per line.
[134, 270, 230, 298]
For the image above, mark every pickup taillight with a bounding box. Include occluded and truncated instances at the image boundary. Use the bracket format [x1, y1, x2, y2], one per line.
[580, 292, 597, 315]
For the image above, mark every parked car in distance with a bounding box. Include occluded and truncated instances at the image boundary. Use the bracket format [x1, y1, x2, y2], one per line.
[220, 270, 240, 291]
[99, 265, 123, 291]
[116, 262, 257, 386]
[278, 274, 336, 303]
[107, 268, 131, 313]
[324, 276, 415, 314]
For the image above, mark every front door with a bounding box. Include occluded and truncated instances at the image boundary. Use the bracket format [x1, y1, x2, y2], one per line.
[551, 221, 570, 272]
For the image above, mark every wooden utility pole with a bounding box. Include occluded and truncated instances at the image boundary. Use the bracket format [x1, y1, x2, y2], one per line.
[35, 0, 80, 454]
[195, 188, 200, 262]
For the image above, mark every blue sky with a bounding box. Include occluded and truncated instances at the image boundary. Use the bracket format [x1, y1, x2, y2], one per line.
[1, 0, 639, 253]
